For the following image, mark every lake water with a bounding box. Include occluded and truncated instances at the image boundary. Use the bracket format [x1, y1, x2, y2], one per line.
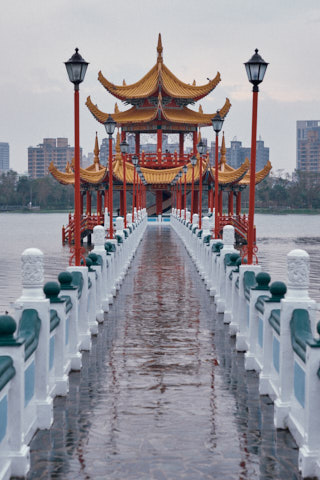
[0, 212, 319, 313]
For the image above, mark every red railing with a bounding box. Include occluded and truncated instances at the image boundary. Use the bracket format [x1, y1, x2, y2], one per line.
[127, 152, 193, 168]
[218, 214, 256, 244]
[62, 213, 104, 245]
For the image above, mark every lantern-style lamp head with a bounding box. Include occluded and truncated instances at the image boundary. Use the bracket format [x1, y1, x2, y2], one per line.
[132, 154, 139, 166]
[65, 48, 89, 88]
[244, 49, 268, 89]
[183, 165, 188, 175]
[190, 155, 197, 167]
[211, 111, 224, 134]
[104, 115, 116, 137]
[120, 139, 129, 155]
[197, 139, 206, 156]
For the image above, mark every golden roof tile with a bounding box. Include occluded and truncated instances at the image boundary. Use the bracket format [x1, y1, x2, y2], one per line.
[97, 34, 221, 101]
[86, 96, 231, 128]
[210, 158, 250, 185]
[239, 160, 272, 185]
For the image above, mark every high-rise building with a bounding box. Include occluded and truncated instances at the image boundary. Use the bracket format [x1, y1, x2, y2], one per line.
[210, 137, 269, 170]
[0, 143, 9, 172]
[296, 120, 320, 172]
[28, 138, 81, 179]
[99, 137, 115, 165]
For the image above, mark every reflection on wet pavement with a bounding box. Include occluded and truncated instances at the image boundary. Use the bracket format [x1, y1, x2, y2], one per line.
[27, 226, 301, 480]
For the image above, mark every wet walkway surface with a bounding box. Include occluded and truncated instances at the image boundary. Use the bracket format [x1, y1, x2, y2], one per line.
[27, 226, 301, 479]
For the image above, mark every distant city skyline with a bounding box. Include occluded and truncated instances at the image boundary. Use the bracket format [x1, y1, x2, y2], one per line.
[0, 143, 9, 172]
[1, 1, 320, 174]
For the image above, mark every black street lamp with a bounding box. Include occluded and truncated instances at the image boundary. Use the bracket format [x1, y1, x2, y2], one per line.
[197, 139, 206, 229]
[211, 111, 224, 239]
[245, 49, 268, 264]
[190, 154, 197, 222]
[132, 154, 139, 221]
[64, 48, 89, 266]
[104, 115, 116, 238]
[120, 139, 129, 227]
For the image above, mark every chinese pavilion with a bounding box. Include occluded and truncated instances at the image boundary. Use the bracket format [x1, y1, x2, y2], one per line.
[50, 34, 271, 243]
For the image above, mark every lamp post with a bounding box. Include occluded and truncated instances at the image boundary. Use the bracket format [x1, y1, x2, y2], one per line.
[132, 154, 138, 222]
[245, 49, 268, 264]
[120, 138, 129, 227]
[64, 48, 88, 266]
[190, 155, 197, 223]
[104, 115, 116, 238]
[183, 164, 188, 220]
[197, 138, 206, 229]
[211, 111, 224, 239]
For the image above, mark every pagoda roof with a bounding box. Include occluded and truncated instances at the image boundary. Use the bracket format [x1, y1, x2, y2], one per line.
[210, 159, 250, 186]
[113, 155, 209, 185]
[98, 34, 221, 103]
[239, 160, 272, 185]
[86, 96, 231, 128]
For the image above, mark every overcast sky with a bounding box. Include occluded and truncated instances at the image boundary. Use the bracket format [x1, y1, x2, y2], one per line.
[1, 0, 320, 174]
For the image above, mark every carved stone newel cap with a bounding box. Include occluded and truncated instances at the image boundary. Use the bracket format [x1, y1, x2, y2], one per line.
[93, 225, 105, 246]
[222, 225, 235, 247]
[21, 247, 44, 288]
[287, 249, 309, 290]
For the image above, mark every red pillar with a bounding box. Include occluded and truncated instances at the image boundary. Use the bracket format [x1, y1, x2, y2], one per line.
[192, 131, 197, 154]
[229, 191, 234, 215]
[156, 190, 162, 215]
[96, 191, 101, 216]
[248, 89, 259, 264]
[157, 127, 162, 162]
[236, 191, 242, 215]
[135, 133, 140, 154]
[104, 185, 108, 210]
[80, 192, 84, 216]
[193, 190, 199, 214]
[73, 88, 81, 266]
[108, 136, 114, 237]
[120, 190, 124, 216]
[86, 190, 91, 215]
[219, 190, 223, 216]
[179, 133, 184, 157]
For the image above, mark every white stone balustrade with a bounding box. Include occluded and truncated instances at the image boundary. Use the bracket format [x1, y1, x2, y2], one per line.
[171, 215, 320, 480]
[0, 215, 147, 480]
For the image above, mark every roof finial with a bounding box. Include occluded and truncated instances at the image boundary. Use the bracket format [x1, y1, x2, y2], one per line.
[94, 132, 100, 169]
[114, 103, 119, 114]
[220, 132, 226, 171]
[157, 33, 163, 63]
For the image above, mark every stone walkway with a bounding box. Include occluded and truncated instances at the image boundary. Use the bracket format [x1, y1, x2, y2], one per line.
[26, 225, 301, 479]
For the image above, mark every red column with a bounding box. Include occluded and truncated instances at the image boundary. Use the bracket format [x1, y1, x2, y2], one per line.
[199, 156, 203, 229]
[86, 190, 91, 215]
[214, 132, 219, 239]
[73, 87, 81, 266]
[135, 133, 140, 154]
[247, 89, 259, 264]
[156, 190, 162, 215]
[96, 191, 101, 216]
[229, 191, 234, 215]
[193, 190, 199, 214]
[179, 133, 184, 157]
[157, 127, 162, 162]
[236, 191, 242, 215]
[193, 131, 197, 154]
[191, 166, 195, 222]
[108, 136, 113, 238]
[210, 187, 214, 211]
[123, 152, 127, 227]
[120, 190, 124, 216]
[219, 190, 223, 216]
[104, 186, 108, 210]
[80, 192, 84, 216]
